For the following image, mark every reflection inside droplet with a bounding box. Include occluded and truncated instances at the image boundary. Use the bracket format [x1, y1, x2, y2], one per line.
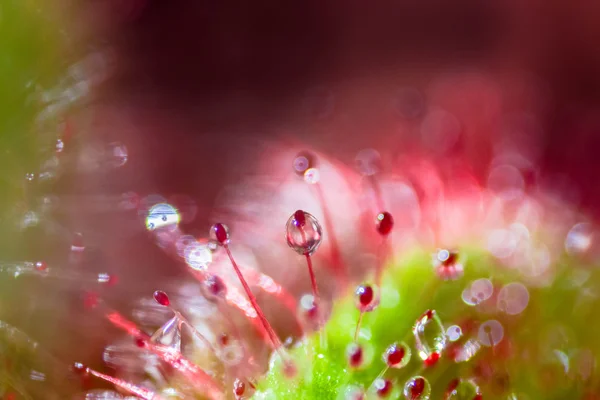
[145, 203, 180, 231]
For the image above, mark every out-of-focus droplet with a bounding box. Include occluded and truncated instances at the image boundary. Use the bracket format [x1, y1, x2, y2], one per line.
[433, 249, 463, 280]
[373, 378, 393, 398]
[420, 108, 461, 154]
[355, 149, 382, 176]
[338, 385, 365, 400]
[446, 325, 462, 342]
[176, 235, 196, 257]
[462, 279, 494, 306]
[376, 212, 394, 236]
[346, 343, 364, 369]
[403, 376, 430, 400]
[150, 316, 182, 352]
[286, 211, 322, 255]
[107, 142, 128, 168]
[293, 151, 317, 177]
[71, 232, 85, 252]
[20, 211, 39, 230]
[298, 294, 325, 330]
[450, 339, 481, 363]
[413, 310, 447, 362]
[303, 86, 335, 120]
[56, 138, 64, 153]
[565, 223, 594, 255]
[120, 192, 140, 211]
[219, 340, 244, 366]
[355, 284, 380, 312]
[200, 274, 227, 303]
[145, 203, 180, 231]
[184, 242, 212, 271]
[487, 165, 525, 201]
[487, 229, 519, 259]
[497, 282, 529, 315]
[304, 168, 320, 184]
[478, 320, 504, 347]
[393, 87, 425, 120]
[445, 379, 480, 400]
[384, 342, 411, 369]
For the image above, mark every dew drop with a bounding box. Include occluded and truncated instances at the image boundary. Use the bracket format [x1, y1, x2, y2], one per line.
[346, 343, 364, 369]
[153, 290, 170, 307]
[293, 151, 317, 177]
[355, 149, 382, 176]
[497, 282, 529, 315]
[445, 379, 481, 400]
[403, 376, 430, 400]
[374, 379, 393, 398]
[285, 211, 323, 255]
[304, 168, 321, 184]
[145, 203, 180, 231]
[354, 283, 380, 312]
[384, 342, 411, 369]
[183, 241, 212, 271]
[413, 310, 447, 361]
[210, 223, 230, 245]
[376, 212, 394, 236]
[478, 320, 504, 347]
[200, 274, 227, 303]
[447, 325, 462, 342]
[565, 223, 594, 255]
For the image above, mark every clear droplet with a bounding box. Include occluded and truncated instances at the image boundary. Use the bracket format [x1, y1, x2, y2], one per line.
[304, 168, 320, 184]
[445, 379, 481, 400]
[107, 142, 128, 168]
[293, 151, 317, 177]
[184, 241, 212, 271]
[565, 223, 594, 255]
[403, 376, 430, 400]
[497, 282, 529, 315]
[150, 316, 182, 352]
[413, 310, 447, 361]
[383, 342, 411, 369]
[355, 149, 382, 176]
[285, 211, 323, 255]
[354, 283, 380, 312]
[446, 325, 462, 342]
[478, 320, 504, 347]
[145, 203, 180, 231]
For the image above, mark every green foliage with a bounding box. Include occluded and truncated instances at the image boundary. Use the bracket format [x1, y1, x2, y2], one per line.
[258, 248, 600, 399]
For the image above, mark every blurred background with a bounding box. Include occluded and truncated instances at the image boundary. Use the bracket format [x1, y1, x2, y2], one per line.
[3, 0, 600, 397]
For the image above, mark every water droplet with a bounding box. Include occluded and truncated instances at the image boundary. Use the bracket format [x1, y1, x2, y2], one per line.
[183, 241, 212, 271]
[376, 212, 394, 236]
[293, 151, 317, 177]
[34, 261, 47, 272]
[355, 284, 380, 312]
[210, 223, 230, 245]
[153, 290, 170, 307]
[304, 167, 320, 184]
[150, 316, 182, 351]
[565, 223, 594, 255]
[200, 274, 227, 303]
[413, 310, 447, 361]
[233, 378, 255, 399]
[445, 379, 481, 400]
[403, 376, 430, 399]
[462, 279, 493, 306]
[374, 379, 393, 398]
[145, 203, 180, 231]
[298, 294, 324, 330]
[338, 385, 365, 400]
[497, 282, 529, 315]
[286, 211, 323, 255]
[346, 343, 364, 369]
[355, 149, 382, 176]
[447, 325, 462, 342]
[107, 142, 128, 168]
[478, 320, 504, 347]
[384, 342, 411, 369]
[433, 249, 463, 280]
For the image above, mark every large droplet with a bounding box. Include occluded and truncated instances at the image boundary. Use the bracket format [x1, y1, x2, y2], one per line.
[445, 379, 481, 399]
[285, 211, 323, 255]
[383, 342, 411, 369]
[403, 376, 430, 400]
[413, 310, 447, 362]
[150, 316, 182, 352]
